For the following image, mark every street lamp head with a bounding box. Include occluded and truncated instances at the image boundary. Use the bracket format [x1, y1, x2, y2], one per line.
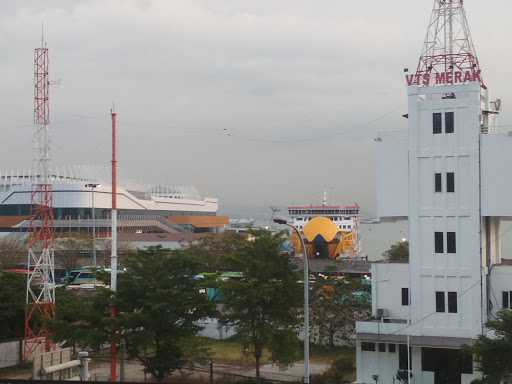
[85, 183, 102, 189]
[273, 218, 288, 225]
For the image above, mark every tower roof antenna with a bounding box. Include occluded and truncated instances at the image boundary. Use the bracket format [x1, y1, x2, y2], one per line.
[41, 21, 46, 48]
[414, 0, 483, 86]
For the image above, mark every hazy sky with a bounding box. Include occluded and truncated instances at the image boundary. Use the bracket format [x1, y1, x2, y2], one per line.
[1, 0, 512, 255]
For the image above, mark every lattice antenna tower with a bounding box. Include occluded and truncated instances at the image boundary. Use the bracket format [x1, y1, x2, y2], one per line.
[24, 30, 56, 360]
[415, 0, 482, 83]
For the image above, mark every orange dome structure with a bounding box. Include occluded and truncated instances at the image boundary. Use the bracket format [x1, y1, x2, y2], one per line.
[303, 216, 339, 242]
[290, 216, 357, 259]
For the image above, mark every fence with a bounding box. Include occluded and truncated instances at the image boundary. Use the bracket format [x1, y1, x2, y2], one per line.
[0, 340, 22, 369]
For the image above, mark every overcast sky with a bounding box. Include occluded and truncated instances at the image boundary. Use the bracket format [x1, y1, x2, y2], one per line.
[1, 0, 512, 254]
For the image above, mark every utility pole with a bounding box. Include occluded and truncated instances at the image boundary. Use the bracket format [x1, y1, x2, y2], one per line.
[85, 183, 101, 268]
[110, 108, 118, 382]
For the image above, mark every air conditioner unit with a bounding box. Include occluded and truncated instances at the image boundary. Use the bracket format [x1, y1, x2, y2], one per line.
[376, 308, 389, 320]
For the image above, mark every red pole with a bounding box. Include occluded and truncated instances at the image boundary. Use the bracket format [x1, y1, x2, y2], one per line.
[110, 108, 118, 382]
[111, 109, 117, 210]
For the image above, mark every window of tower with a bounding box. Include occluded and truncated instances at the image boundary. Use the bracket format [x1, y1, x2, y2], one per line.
[433, 113, 442, 134]
[402, 288, 409, 306]
[435, 173, 442, 192]
[502, 291, 512, 309]
[447, 172, 455, 193]
[434, 232, 444, 253]
[436, 292, 446, 312]
[448, 292, 458, 313]
[447, 232, 456, 253]
[445, 112, 455, 133]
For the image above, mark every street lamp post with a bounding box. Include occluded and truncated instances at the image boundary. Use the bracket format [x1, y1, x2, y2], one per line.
[273, 218, 309, 384]
[85, 183, 101, 268]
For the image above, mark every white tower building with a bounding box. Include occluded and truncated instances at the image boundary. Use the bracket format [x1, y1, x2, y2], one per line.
[356, 1, 511, 383]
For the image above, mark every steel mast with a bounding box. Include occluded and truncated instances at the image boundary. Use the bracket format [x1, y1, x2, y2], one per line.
[415, 0, 482, 84]
[24, 33, 56, 360]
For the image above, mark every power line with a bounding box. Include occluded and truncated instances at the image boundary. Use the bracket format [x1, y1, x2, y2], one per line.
[6, 105, 404, 147]
[223, 106, 403, 144]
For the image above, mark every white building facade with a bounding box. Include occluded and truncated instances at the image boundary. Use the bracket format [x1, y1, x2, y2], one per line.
[356, 80, 512, 384]
[355, 2, 512, 381]
[0, 166, 223, 234]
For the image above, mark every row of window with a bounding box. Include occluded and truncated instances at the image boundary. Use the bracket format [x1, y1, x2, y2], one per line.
[436, 291, 458, 313]
[361, 342, 397, 353]
[289, 209, 358, 215]
[0, 204, 215, 219]
[362, 343, 473, 374]
[297, 225, 352, 230]
[434, 231, 456, 254]
[361, 343, 411, 370]
[433, 112, 454, 134]
[400, 288, 457, 313]
[434, 172, 455, 193]
[295, 217, 353, 224]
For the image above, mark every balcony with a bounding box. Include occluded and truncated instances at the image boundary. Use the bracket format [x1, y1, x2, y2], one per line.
[356, 319, 474, 347]
[356, 319, 408, 337]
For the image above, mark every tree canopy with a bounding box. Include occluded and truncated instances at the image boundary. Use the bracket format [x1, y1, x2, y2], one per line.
[184, 232, 246, 272]
[51, 246, 216, 382]
[310, 276, 370, 347]
[220, 230, 303, 380]
[471, 310, 512, 383]
[49, 287, 111, 353]
[0, 237, 26, 269]
[115, 246, 215, 382]
[0, 271, 26, 341]
[382, 241, 409, 262]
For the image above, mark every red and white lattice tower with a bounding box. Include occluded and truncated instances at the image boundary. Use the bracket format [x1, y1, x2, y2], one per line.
[24, 36, 56, 360]
[414, 0, 483, 86]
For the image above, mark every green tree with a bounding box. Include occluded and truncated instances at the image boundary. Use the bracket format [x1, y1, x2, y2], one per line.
[382, 241, 409, 262]
[49, 287, 111, 353]
[0, 237, 26, 269]
[115, 246, 215, 382]
[220, 231, 303, 381]
[0, 271, 26, 340]
[185, 232, 246, 272]
[310, 277, 370, 347]
[471, 310, 512, 383]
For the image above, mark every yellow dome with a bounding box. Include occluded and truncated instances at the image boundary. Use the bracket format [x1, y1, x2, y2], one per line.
[303, 216, 339, 242]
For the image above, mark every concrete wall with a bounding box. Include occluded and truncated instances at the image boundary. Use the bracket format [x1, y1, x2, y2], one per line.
[482, 134, 512, 217]
[356, 340, 399, 384]
[376, 125, 512, 220]
[376, 130, 408, 220]
[356, 342, 478, 384]
[356, 343, 425, 384]
[371, 263, 410, 320]
[197, 318, 237, 340]
[489, 264, 512, 318]
[0, 340, 21, 368]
